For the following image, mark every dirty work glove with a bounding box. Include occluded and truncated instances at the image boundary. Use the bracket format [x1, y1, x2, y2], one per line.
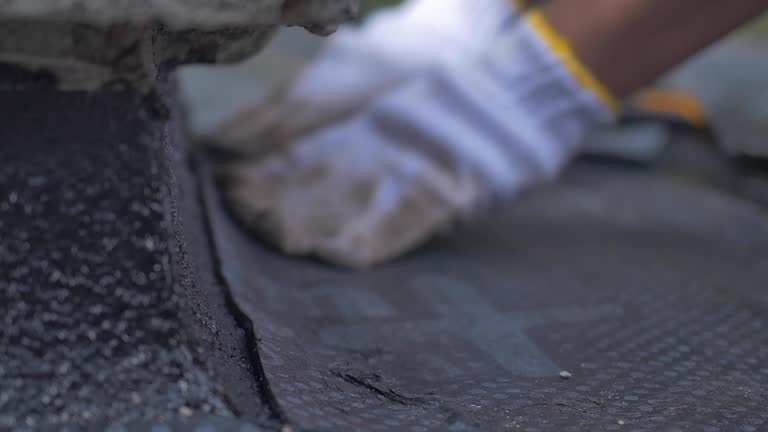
[209, 7, 617, 269]
[211, 0, 527, 155]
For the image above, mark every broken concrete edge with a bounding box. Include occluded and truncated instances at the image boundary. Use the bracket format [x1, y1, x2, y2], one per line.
[0, 0, 359, 90]
[0, 21, 279, 91]
[0, 0, 360, 31]
[159, 79, 282, 426]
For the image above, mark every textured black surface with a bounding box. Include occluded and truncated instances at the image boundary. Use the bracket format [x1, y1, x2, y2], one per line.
[17, 415, 268, 432]
[165, 89, 280, 426]
[0, 72, 273, 429]
[203, 152, 768, 432]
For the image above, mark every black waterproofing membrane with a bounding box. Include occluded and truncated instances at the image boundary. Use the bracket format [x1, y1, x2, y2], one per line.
[202, 156, 768, 432]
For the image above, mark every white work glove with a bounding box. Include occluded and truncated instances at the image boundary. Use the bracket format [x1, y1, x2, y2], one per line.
[209, 3, 617, 268]
[212, 0, 527, 155]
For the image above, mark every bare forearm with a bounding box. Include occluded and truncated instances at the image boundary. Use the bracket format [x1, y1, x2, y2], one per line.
[544, 0, 768, 96]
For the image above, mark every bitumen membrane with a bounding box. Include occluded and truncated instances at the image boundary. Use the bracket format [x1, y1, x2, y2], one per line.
[201, 133, 768, 432]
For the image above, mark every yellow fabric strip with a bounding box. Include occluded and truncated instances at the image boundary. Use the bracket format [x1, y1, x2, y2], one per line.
[632, 88, 709, 127]
[527, 10, 620, 112]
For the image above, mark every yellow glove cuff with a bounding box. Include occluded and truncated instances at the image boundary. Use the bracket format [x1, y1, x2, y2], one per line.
[527, 9, 620, 113]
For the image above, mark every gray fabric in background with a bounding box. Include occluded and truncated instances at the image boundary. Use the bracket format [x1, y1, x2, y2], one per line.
[662, 37, 768, 159]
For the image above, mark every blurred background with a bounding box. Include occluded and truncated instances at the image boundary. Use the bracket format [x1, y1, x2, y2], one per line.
[178, 3, 768, 163]
[178, 0, 403, 139]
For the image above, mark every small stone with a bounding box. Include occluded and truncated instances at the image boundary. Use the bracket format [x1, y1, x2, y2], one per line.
[617, 420, 625, 425]
[281, 425, 294, 432]
[178, 406, 194, 417]
[559, 370, 573, 380]
[131, 393, 142, 404]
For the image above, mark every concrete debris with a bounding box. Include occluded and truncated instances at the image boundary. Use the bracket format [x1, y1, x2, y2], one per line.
[0, 0, 360, 88]
[0, 0, 359, 31]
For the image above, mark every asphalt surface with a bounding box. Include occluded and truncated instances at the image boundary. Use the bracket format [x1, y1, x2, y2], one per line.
[0, 65, 275, 430]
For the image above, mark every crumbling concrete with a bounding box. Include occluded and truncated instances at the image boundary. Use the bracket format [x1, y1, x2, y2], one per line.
[0, 0, 359, 88]
[0, 0, 359, 30]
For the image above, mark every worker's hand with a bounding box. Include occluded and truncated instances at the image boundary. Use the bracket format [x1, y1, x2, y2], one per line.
[208, 4, 617, 268]
[211, 0, 525, 157]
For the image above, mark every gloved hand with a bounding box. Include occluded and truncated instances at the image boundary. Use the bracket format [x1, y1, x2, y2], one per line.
[212, 0, 527, 156]
[208, 1, 617, 269]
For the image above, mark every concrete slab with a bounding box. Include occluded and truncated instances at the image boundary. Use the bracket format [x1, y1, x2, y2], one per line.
[0, 0, 358, 30]
[0, 0, 359, 89]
